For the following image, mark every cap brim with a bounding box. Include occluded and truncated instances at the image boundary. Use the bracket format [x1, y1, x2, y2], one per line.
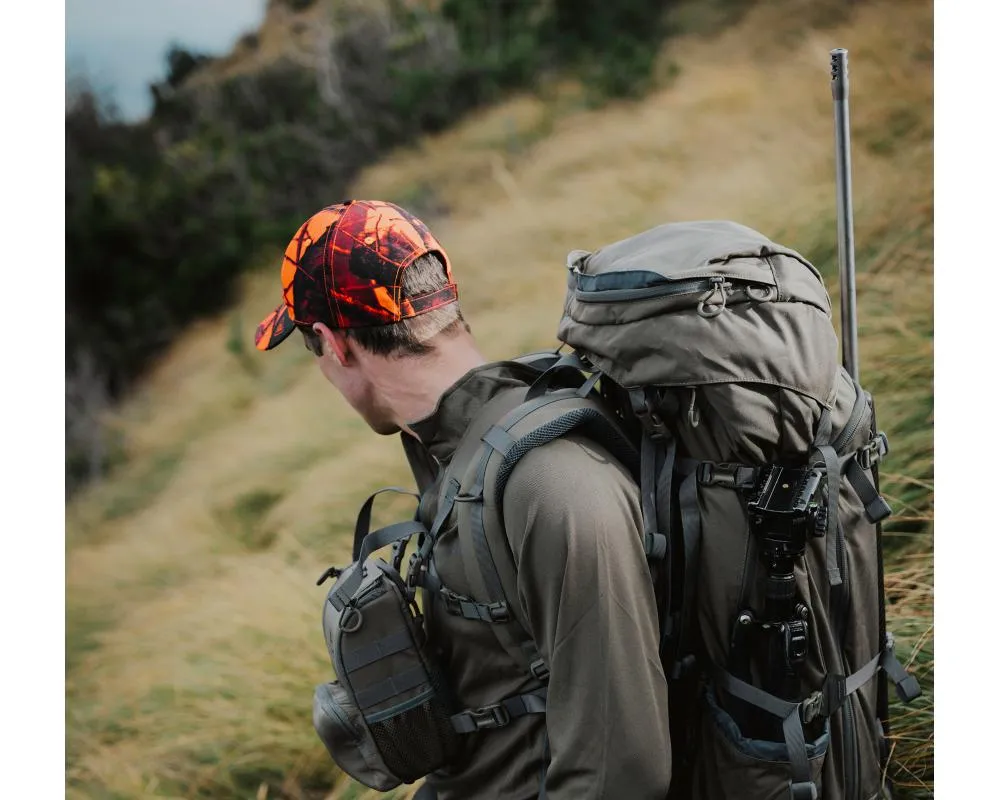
[255, 305, 296, 351]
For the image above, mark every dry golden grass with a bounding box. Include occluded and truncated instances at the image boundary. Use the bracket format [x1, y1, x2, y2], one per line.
[66, 0, 933, 797]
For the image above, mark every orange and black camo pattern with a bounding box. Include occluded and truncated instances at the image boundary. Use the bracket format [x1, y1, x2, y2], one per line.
[255, 200, 457, 351]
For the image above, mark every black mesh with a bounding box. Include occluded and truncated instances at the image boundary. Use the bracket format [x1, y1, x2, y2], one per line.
[369, 690, 460, 782]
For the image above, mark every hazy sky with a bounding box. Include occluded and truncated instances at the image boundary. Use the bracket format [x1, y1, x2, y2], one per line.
[66, 0, 268, 120]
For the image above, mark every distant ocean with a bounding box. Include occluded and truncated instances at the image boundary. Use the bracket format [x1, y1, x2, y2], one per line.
[65, 0, 268, 121]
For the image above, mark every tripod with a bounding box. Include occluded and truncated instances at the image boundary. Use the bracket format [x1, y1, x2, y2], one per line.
[728, 465, 827, 740]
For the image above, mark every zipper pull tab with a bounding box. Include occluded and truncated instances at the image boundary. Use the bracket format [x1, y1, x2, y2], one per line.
[316, 565, 344, 586]
[697, 277, 729, 318]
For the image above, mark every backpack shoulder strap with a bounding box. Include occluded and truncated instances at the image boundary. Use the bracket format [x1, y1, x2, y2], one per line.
[452, 385, 640, 677]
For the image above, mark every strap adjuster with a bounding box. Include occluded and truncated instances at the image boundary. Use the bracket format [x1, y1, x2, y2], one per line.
[529, 658, 550, 682]
[789, 780, 818, 800]
[800, 690, 824, 724]
[466, 703, 510, 730]
[439, 587, 511, 623]
[697, 461, 759, 489]
[406, 553, 425, 588]
[630, 388, 671, 440]
[857, 432, 889, 470]
[486, 601, 511, 623]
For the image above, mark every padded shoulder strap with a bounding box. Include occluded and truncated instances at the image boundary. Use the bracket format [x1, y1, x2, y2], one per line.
[455, 389, 639, 675]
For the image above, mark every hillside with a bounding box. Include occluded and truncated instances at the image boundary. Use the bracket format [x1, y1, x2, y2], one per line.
[66, 0, 933, 797]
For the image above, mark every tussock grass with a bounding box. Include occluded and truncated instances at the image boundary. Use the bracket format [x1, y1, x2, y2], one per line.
[66, 0, 933, 797]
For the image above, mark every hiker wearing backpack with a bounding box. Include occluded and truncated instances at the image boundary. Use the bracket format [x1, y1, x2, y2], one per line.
[256, 200, 920, 799]
[255, 199, 672, 799]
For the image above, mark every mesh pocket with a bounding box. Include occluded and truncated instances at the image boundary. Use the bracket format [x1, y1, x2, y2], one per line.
[369, 691, 460, 783]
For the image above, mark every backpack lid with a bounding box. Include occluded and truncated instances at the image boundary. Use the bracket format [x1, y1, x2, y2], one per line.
[557, 220, 839, 404]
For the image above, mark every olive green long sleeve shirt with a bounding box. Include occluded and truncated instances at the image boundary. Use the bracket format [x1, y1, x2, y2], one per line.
[409, 362, 672, 800]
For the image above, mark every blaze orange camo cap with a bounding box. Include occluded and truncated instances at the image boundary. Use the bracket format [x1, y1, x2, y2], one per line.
[254, 200, 457, 351]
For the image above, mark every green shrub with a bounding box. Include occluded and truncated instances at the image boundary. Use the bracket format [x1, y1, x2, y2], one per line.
[65, 0, 679, 494]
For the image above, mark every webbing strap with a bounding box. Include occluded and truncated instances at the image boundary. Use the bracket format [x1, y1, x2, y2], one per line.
[357, 521, 426, 564]
[482, 425, 516, 456]
[427, 479, 461, 548]
[671, 471, 702, 678]
[462, 391, 635, 674]
[714, 667, 812, 791]
[654, 436, 676, 646]
[812, 410, 843, 587]
[467, 461, 546, 670]
[881, 634, 922, 702]
[352, 487, 420, 561]
[845, 458, 893, 523]
[640, 432, 668, 560]
[468, 451, 512, 608]
[414, 478, 461, 592]
[450, 688, 548, 734]
[451, 391, 577, 675]
[341, 629, 414, 672]
[438, 586, 511, 623]
[524, 351, 589, 402]
[332, 522, 427, 609]
[354, 665, 428, 710]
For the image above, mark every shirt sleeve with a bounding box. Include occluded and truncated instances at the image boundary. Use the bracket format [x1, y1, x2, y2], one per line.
[501, 434, 672, 800]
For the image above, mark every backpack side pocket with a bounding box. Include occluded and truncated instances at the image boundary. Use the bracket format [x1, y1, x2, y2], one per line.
[313, 680, 402, 792]
[693, 685, 829, 800]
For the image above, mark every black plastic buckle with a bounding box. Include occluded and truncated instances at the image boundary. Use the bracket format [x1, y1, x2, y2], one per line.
[406, 553, 425, 588]
[529, 658, 550, 682]
[789, 780, 818, 800]
[467, 703, 511, 730]
[486, 601, 511, 623]
[697, 461, 756, 489]
[633, 390, 671, 440]
[440, 587, 462, 615]
[800, 691, 824, 724]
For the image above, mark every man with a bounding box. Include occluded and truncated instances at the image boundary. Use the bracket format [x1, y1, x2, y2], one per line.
[255, 199, 671, 799]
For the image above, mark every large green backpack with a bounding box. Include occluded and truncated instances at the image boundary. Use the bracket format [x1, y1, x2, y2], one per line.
[410, 220, 921, 800]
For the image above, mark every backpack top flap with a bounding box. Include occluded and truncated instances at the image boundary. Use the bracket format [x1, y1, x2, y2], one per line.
[557, 220, 839, 405]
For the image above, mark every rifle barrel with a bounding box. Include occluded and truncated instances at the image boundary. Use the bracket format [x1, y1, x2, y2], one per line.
[831, 48, 859, 382]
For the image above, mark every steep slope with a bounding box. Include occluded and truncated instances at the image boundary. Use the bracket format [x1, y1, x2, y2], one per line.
[66, 1, 933, 797]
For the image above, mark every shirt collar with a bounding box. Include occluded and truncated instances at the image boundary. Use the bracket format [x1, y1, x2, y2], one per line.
[407, 360, 536, 464]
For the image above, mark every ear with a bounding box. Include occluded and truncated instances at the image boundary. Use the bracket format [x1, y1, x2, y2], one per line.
[314, 322, 351, 366]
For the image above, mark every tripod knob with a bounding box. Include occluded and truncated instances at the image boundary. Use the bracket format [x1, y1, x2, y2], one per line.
[810, 506, 829, 537]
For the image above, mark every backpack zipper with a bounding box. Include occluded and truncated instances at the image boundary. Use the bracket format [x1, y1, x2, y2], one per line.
[574, 276, 775, 304]
[832, 385, 868, 453]
[354, 578, 388, 608]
